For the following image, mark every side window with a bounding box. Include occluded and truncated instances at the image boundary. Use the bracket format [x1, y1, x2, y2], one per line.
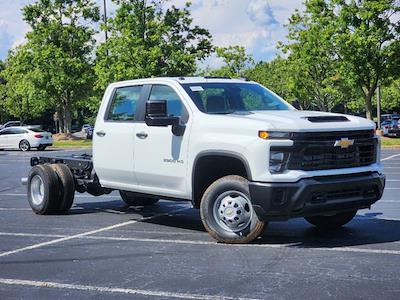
[0, 129, 15, 135]
[149, 85, 184, 118]
[14, 128, 27, 134]
[107, 86, 142, 121]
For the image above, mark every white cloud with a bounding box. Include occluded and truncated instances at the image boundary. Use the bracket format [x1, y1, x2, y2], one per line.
[0, 0, 304, 63]
[247, 0, 279, 27]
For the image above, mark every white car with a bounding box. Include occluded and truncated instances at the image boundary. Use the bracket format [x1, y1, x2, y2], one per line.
[0, 127, 53, 151]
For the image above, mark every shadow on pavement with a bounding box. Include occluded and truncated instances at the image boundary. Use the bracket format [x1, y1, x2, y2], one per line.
[67, 199, 400, 248]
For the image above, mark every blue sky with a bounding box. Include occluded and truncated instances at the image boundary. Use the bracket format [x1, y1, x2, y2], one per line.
[0, 0, 304, 64]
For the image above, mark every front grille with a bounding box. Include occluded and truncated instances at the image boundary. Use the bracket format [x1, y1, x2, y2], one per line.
[282, 130, 377, 171]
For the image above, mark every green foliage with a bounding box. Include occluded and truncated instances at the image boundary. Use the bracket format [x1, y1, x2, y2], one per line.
[0, 60, 7, 123]
[245, 58, 295, 104]
[381, 79, 400, 113]
[209, 46, 254, 78]
[95, 0, 213, 92]
[1, 46, 47, 123]
[20, 0, 100, 134]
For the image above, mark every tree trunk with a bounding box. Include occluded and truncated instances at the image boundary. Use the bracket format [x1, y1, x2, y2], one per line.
[59, 112, 64, 134]
[63, 104, 72, 137]
[364, 92, 373, 120]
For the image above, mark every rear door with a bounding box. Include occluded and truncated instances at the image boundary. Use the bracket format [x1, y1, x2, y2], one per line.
[133, 84, 191, 198]
[93, 85, 143, 189]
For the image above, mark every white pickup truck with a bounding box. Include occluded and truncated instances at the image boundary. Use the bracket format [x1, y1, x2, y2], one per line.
[23, 77, 385, 243]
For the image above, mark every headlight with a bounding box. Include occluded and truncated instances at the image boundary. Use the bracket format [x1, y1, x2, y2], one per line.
[259, 131, 292, 139]
[269, 151, 287, 173]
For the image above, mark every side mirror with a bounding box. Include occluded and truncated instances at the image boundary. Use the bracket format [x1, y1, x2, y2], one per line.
[145, 100, 180, 127]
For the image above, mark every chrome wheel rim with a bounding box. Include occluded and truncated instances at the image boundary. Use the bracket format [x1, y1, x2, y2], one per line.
[20, 141, 29, 151]
[212, 191, 253, 233]
[30, 175, 45, 206]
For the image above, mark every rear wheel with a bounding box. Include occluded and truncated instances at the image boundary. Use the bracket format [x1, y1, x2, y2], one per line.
[200, 175, 266, 244]
[27, 164, 60, 214]
[119, 191, 159, 206]
[19, 140, 31, 151]
[37, 145, 47, 151]
[304, 210, 357, 230]
[51, 164, 75, 213]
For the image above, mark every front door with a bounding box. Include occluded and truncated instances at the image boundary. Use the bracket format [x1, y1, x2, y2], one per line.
[0, 129, 12, 148]
[133, 84, 191, 198]
[93, 85, 143, 189]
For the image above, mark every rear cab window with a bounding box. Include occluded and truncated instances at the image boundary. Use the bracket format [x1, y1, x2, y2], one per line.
[106, 86, 143, 121]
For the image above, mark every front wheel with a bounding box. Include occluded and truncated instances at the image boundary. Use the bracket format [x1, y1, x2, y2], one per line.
[119, 191, 159, 206]
[200, 175, 266, 244]
[304, 210, 357, 230]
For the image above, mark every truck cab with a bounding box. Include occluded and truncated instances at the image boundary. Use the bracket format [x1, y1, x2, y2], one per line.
[25, 77, 385, 244]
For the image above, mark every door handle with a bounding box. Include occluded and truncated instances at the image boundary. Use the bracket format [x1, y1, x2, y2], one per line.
[96, 130, 106, 137]
[136, 132, 148, 139]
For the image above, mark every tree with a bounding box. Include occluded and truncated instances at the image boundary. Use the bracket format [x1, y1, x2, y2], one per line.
[381, 79, 400, 113]
[279, 1, 358, 111]
[333, 0, 400, 119]
[245, 58, 294, 102]
[288, 0, 400, 118]
[95, 0, 213, 91]
[0, 60, 7, 123]
[1, 46, 47, 123]
[208, 46, 254, 78]
[22, 0, 100, 135]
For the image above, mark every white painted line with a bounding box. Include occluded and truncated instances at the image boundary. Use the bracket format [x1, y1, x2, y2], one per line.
[0, 278, 257, 300]
[386, 179, 400, 181]
[0, 208, 31, 211]
[0, 193, 118, 198]
[0, 232, 64, 238]
[1, 231, 400, 256]
[382, 154, 400, 161]
[0, 208, 188, 258]
[384, 188, 400, 190]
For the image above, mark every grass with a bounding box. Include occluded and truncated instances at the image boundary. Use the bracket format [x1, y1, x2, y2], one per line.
[52, 139, 92, 148]
[381, 137, 400, 148]
[50, 136, 399, 149]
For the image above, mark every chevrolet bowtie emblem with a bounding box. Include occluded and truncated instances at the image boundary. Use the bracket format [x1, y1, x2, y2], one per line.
[334, 138, 354, 149]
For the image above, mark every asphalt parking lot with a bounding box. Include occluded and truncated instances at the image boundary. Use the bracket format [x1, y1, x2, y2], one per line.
[0, 148, 400, 299]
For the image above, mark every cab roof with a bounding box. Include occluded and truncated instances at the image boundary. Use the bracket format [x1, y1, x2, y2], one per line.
[110, 76, 255, 86]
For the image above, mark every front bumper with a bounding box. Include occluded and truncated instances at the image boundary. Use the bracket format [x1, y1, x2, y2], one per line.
[249, 172, 385, 221]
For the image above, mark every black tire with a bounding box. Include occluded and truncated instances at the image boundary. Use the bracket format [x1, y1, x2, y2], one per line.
[304, 210, 357, 230]
[51, 164, 75, 213]
[37, 145, 47, 151]
[19, 140, 31, 151]
[200, 175, 266, 244]
[119, 191, 159, 206]
[27, 164, 60, 215]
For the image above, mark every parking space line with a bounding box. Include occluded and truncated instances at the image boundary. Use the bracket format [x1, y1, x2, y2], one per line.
[382, 154, 400, 161]
[0, 193, 120, 198]
[0, 208, 188, 258]
[1, 231, 400, 256]
[0, 208, 31, 211]
[0, 278, 258, 300]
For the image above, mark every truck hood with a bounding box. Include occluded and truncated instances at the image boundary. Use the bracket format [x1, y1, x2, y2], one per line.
[221, 110, 375, 132]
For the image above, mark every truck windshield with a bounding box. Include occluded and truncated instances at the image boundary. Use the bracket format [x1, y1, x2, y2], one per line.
[181, 82, 291, 114]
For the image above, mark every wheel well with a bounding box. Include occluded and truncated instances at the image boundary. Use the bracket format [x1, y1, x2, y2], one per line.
[192, 154, 249, 208]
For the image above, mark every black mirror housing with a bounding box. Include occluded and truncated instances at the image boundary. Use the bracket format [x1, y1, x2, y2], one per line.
[145, 100, 180, 127]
